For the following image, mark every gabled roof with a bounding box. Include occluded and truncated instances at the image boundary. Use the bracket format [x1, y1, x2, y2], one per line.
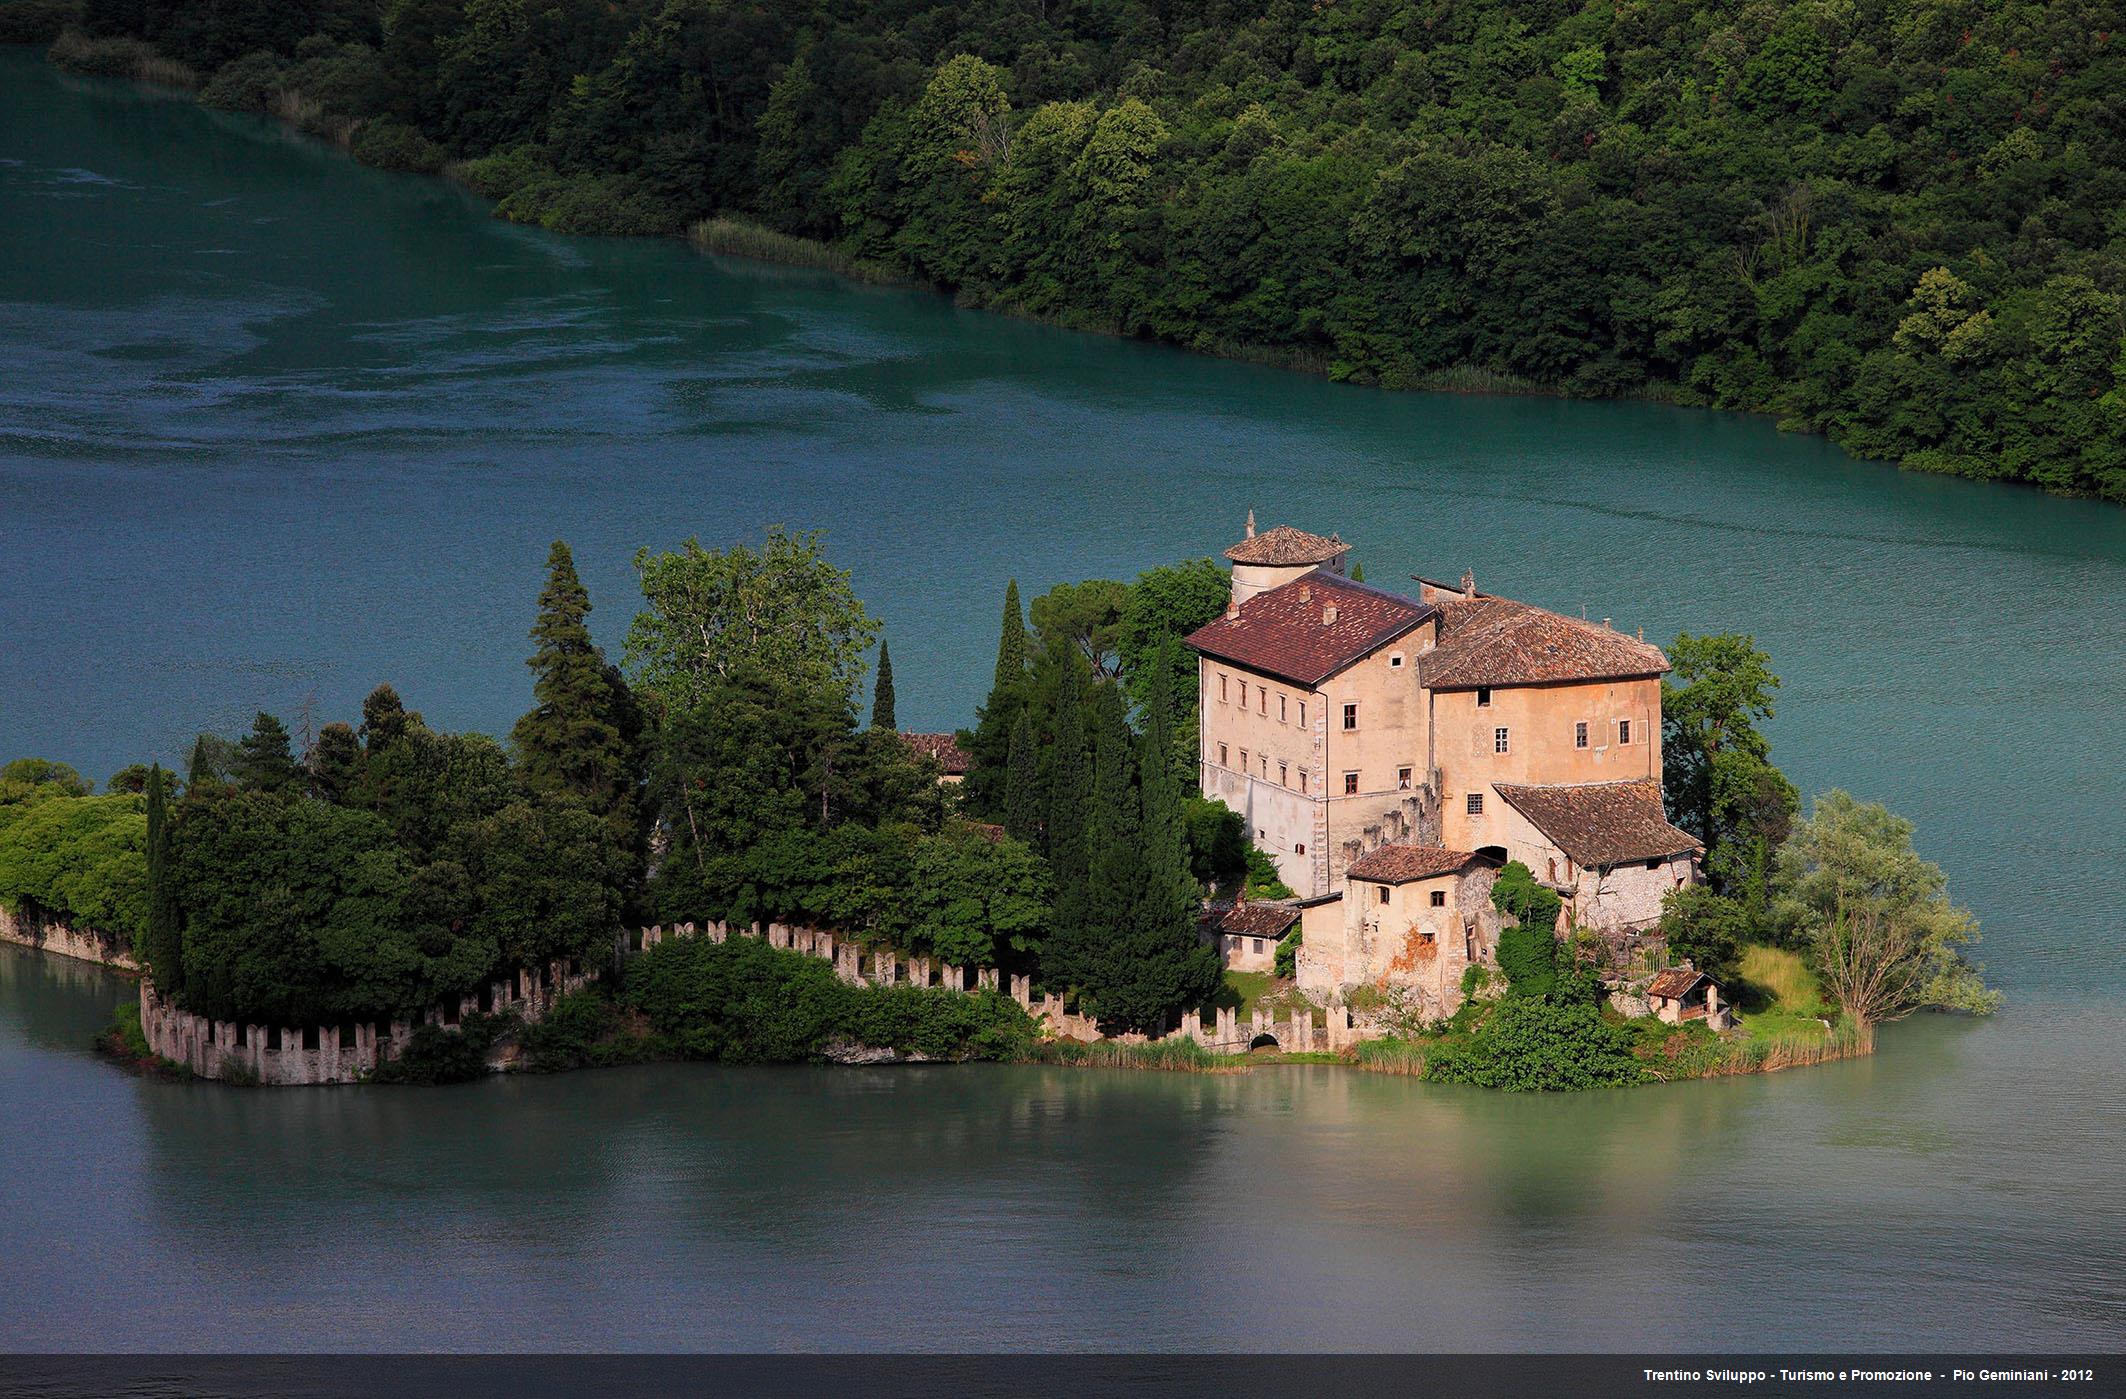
[1343, 844, 1486, 885]
[1211, 903, 1302, 938]
[1491, 780, 1701, 867]
[899, 732, 969, 774]
[1422, 596, 1668, 689]
[1185, 573, 1432, 688]
[1225, 524, 1349, 566]
[1647, 967, 1711, 999]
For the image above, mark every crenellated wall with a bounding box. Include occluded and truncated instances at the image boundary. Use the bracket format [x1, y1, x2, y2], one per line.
[138, 955, 599, 1086]
[0, 902, 140, 972]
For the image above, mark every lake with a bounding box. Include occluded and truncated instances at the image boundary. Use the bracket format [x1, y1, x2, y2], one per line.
[1, 49, 2122, 1352]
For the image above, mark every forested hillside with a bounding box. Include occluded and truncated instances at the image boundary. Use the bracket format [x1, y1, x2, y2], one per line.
[25, 0, 2126, 500]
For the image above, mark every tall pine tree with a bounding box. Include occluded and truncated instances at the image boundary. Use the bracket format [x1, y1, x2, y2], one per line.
[1040, 650, 1095, 992]
[1072, 683, 1143, 1020]
[233, 712, 299, 793]
[142, 765, 182, 997]
[1122, 649, 1221, 1029]
[870, 640, 896, 730]
[510, 541, 643, 842]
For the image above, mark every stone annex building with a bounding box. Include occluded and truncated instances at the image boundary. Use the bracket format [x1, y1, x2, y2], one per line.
[1186, 516, 1701, 1017]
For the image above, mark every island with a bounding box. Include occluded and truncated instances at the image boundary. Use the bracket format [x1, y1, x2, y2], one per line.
[0, 523, 1996, 1089]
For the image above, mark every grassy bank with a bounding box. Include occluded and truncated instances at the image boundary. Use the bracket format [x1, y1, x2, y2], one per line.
[1024, 1037, 1247, 1074]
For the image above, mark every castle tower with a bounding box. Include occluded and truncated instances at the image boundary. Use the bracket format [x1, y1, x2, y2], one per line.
[1223, 513, 1350, 605]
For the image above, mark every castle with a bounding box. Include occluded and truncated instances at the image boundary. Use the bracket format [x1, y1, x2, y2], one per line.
[1185, 516, 1700, 1014]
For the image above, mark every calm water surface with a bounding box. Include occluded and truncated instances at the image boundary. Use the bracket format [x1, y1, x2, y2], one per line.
[1, 50, 2122, 1351]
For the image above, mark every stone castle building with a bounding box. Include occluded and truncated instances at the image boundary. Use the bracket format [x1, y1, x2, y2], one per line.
[1186, 516, 1701, 1013]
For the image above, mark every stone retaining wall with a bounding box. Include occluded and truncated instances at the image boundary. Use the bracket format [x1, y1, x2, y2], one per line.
[138, 955, 599, 1086]
[0, 902, 139, 972]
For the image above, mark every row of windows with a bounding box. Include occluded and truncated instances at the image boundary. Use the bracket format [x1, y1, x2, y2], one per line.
[1216, 744, 1313, 794]
[1215, 673, 1310, 729]
[1488, 719, 1634, 755]
[1375, 886, 1450, 908]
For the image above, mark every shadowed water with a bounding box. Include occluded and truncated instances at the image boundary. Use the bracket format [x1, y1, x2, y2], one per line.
[1, 51, 2122, 1351]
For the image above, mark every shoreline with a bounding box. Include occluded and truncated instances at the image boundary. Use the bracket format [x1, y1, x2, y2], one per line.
[26, 35, 2110, 510]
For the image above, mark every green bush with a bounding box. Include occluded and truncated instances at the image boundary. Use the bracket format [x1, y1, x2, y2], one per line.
[622, 935, 1034, 1063]
[199, 50, 285, 111]
[1272, 927, 1300, 979]
[0, 783, 146, 944]
[372, 1014, 509, 1085]
[0, 1, 79, 45]
[497, 174, 681, 237]
[519, 990, 644, 1072]
[1425, 997, 1642, 1092]
[451, 144, 555, 201]
[351, 119, 446, 174]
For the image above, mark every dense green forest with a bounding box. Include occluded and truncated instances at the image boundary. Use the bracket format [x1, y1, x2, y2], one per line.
[12, 0, 2124, 500]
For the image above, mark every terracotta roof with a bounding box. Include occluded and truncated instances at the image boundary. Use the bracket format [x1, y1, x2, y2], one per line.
[1422, 597, 1667, 689]
[1185, 573, 1432, 688]
[1343, 844, 1485, 884]
[1647, 967, 1711, 999]
[1212, 903, 1301, 938]
[1491, 780, 1701, 867]
[900, 732, 969, 774]
[1225, 524, 1349, 566]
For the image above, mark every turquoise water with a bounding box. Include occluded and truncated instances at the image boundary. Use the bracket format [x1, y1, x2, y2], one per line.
[1, 51, 2123, 1351]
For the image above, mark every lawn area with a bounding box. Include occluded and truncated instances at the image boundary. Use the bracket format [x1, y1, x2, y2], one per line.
[1735, 943, 1834, 1046]
[1217, 971, 1319, 1022]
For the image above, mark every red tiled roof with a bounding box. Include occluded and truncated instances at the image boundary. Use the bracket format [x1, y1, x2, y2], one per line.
[1185, 573, 1432, 688]
[900, 732, 969, 774]
[1491, 780, 1701, 867]
[1343, 844, 1485, 884]
[1212, 903, 1302, 937]
[1422, 597, 1668, 689]
[1647, 967, 1710, 999]
[1225, 524, 1349, 566]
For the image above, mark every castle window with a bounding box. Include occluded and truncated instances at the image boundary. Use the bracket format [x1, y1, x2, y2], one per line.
[1389, 652, 1404, 669]
[1430, 890, 1447, 908]
[1397, 766, 1413, 790]
[1645, 857, 1662, 870]
[1343, 771, 1359, 795]
[1575, 721, 1588, 749]
[1252, 938, 1265, 955]
[1377, 885, 1391, 905]
[1618, 718, 1633, 745]
[1295, 843, 1306, 855]
[1239, 748, 1248, 772]
[1279, 761, 1288, 786]
[1299, 770, 1309, 794]
[1279, 694, 1287, 722]
[1342, 703, 1358, 730]
[1260, 754, 1268, 776]
[1476, 687, 1492, 707]
[1259, 690, 1268, 716]
[1219, 674, 1228, 703]
[1494, 727, 1510, 754]
[1298, 702, 1306, 727]
[1467, 793, 1484, 815]
[1218, 743, 1229, 767]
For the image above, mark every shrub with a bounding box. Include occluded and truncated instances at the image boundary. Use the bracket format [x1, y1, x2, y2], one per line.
[0, 784, 146, 943]
[199, 50, 285, 111]
[518, 990, 646, 1072]
[0, 1, 79, 45]
[1659, 885, 1750, 985]
[48, 29, 195, 86]
[451, 144, 555, 202]
[351, 119, 446, 174]
[621, 935, 1035, 1063]
[1425, 996, 1642, 1091]
[373, 1014, 509, 1085]
[1272, 928, 1300, 979]
[497, 174, 681, 237]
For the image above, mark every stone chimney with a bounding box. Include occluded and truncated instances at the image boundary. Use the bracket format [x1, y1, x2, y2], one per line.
[1298, 583, 1312, 602]
[1225, 597, 1240, 621]
[1245, 509, 1256, 540]
[1460, 569, 1476, 598]
[1323, 602, 1339, 625]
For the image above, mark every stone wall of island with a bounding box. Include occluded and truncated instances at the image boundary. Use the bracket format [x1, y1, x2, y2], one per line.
[0, 902, 139, 972]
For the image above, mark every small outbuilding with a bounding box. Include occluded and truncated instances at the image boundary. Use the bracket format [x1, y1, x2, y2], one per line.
[1205, 900, 1301, 973]
[1644, 966, 1733, 1031]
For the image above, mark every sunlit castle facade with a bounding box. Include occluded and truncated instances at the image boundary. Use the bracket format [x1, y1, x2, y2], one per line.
[1185, 517, 1701, 946]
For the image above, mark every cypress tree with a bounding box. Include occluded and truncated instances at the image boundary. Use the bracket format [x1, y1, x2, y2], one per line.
[1075, 684, 1142, 1019]
[234, 711, 299, 793]
[1041, 651, 1095, 992]
[142, 765, 182, 997]
[184, 734, 221, 793]
[510, 541, 641, 840]
[1123, 652, 1221, 1030]
[1350, 561, 1366, 582]
[963, 580, 1032, 817]
[993, 579, 1026, 694]
[1002, 708, 1041, 843]
[870, 640, 896, 730]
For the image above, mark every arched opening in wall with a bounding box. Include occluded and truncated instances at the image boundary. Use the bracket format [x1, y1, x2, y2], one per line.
[339, 1024, 356, 1051]
[302, 1025, 320, 1052]
[1477, 845, 1509, 864]
[1248, 1033, 1280, 1051]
